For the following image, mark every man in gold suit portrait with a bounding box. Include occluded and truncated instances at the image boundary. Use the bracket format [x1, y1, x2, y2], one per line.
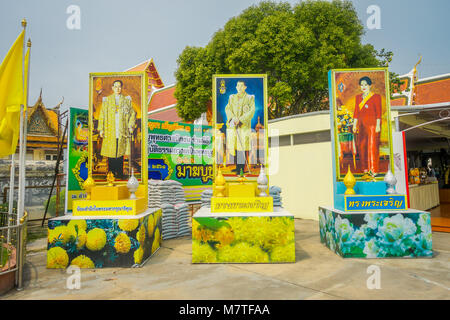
[97, 80, 136, 179]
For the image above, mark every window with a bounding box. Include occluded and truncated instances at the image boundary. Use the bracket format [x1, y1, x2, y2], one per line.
[292, 130, 330, 145]
[269, 135, 291, 148]
[45, 155, 52, 160]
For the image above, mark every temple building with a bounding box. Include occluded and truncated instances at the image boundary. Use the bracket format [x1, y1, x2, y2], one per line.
[0, 92, 67, 161]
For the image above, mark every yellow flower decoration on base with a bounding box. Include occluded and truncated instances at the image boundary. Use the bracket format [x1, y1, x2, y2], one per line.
[76, 229, 87, 250]
[134, 247, 144, 264]
[137, 225, 146, 244]
[48, 225, 77, 244]
[71, 255, 95, 268]
[67, 220, 87, 232]
[47, 247, 69, 268]
[270, 242, 296, 262]
[214, 227, 235, 248]
[118, 219, 139, 232]
[218, 242, 269, 263]
[147, 214, 155, 236]
[114, 232, 131, 254]
[151, 227, 161, 254]
[192, 240, 217, 263]
[86, 228, 107, 251]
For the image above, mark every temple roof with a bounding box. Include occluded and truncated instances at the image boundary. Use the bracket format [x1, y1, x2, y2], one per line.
[147, 84, 183, 122]
[125, 58, 165, 90]
[392, 71, 450, 106]
[27, 93, 60, 136]
[148, 85, 177, 113]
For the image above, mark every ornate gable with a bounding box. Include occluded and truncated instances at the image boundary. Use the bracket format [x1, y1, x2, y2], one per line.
[28, 107, 55, 136]
[27, 93, 59, 137]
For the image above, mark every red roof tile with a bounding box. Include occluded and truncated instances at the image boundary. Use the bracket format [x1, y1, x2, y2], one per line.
[148, 86, 177, 112]
[149, 108, 182, 122]
[415, 76, 450, 105]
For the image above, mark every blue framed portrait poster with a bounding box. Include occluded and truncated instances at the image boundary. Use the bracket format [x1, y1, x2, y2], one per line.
[212, 75, 268, 181]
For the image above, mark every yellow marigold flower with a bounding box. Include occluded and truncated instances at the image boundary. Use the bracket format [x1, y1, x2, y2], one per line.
[67, 220, 87, 232]
[137, 225, 146, 244]
[270, 242, 296, 262]
[118, 219, 139, 232]
[71, 255, 95, 268]
[48, 225, 77, 244]
[218, 242, 269, 263]
[154, 209, 162, 225]
[47, 247, 69, 268]
[227, 216, 294, 251]
[134, 247, 144, 264]
[147, 214, 155, 236]
[214, 226, 234, 248]
[192, 240, 217, 263]
[86, 228, 107, 251]
[192, 219, 201, 241]
[151, 227, 160, 254]
[76, 228, 87, 250]
[114, 232, 131, 254]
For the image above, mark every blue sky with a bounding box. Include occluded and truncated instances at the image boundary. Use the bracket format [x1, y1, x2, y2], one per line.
[1, 0, 449, 110]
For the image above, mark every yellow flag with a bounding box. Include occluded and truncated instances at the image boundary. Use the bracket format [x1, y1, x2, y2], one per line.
[0, 30, 25, 157]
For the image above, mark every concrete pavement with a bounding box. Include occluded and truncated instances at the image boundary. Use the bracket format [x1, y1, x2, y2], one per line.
[3, 219, 450, 300]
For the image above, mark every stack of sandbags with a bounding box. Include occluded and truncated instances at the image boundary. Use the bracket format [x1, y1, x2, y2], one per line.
[160, 181, 175, 204]
[200, 189, 213, 208]
[161, 203, 177, 240]
[269, 186, 283, 208]
[175, 203, 191, 237]
[169, 180, 186, 204]
[148, 179, 163, 208]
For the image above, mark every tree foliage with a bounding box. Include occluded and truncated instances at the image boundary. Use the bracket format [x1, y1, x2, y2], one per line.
[175, 0, 395, 121]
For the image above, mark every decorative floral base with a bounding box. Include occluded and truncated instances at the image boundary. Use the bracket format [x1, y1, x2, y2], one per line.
[319, 206, 433, 258]
[192, 208, 295, 263]
[47, 208, 162, 268]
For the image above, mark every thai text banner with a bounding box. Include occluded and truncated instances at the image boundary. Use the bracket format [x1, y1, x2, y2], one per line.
[345, 194, 407, 211]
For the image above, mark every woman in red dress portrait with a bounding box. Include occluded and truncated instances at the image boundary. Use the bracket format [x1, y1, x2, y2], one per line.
[352, 76, 382, 176]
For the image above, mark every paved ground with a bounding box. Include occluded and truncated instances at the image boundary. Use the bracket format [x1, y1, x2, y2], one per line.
[3, 219, 450, 300]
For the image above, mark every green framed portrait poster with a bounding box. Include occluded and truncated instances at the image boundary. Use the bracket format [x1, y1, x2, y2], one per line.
[147, 119, 213, 202]
[65, 107, 89, 212]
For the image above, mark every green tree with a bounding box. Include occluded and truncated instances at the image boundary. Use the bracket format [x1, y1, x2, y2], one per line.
[175, 0, 397, 121]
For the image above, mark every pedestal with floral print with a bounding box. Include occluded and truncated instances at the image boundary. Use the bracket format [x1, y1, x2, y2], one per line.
[319, 207, 432, 258]
[47, 208, 162, 268]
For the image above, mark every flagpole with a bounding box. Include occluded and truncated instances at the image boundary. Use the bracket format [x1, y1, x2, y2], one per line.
[17, 18, 27, 226]
[7, 154, 15, 243]
[22, 39, 31, 219]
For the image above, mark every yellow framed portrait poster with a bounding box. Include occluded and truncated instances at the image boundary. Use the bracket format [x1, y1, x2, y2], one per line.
[88, 72, 148, 186]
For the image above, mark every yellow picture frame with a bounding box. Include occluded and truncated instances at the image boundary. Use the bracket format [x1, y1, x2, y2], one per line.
[88, 71, 148, 190]
[329, 68, 394, 181]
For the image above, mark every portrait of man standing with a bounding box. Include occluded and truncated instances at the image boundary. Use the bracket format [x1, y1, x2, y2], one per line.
[98, 80, 136, 179]
[225, 80, 255, 174]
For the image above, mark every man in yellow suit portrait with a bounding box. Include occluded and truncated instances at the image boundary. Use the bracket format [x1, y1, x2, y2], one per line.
[98, 80, 136, 179]
[225, 80, 255, 174]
